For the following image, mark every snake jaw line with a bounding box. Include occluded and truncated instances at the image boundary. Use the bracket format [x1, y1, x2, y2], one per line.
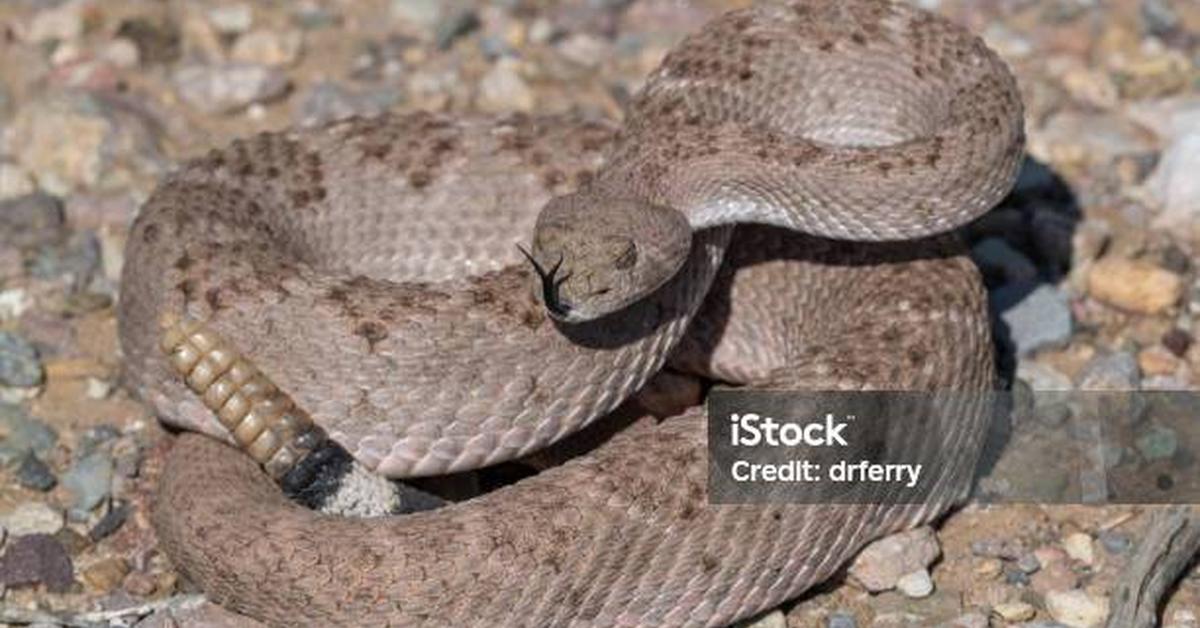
[159, 317, 327, 480]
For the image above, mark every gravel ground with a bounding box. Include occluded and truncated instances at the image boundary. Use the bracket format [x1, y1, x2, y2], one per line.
[0, 0, 1197, 626]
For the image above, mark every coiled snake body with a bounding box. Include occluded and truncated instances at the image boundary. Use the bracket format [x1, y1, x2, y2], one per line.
[118, 1, 1023, 625]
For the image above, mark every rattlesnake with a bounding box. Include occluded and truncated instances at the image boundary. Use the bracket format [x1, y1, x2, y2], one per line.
[117, 1, 1023, 625]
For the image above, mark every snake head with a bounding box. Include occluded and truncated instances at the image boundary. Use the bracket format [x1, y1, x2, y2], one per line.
[525, 193, 691, 323]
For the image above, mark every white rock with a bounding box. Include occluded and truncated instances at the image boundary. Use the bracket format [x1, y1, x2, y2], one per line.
[231, 29, 304, 67]
[1062, 532, 1096, 566]
[1148, 131, 1200, 233]
[0, 501, 65, 536]
[477, 58, 534, 113]
[991, 601, 1035, 621]
[1045, 590, 1108, 628]
[848, 526, 941, 592]
[207, 4, 254, 35]
[895, 569, 934, 598]
[100, 38, 141, 69]
[0, 162, 36, 201]
[26, 2, 84, 44]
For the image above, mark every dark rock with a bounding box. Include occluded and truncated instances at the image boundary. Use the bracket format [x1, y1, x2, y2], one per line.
[0, 534, 75, 592]
[15, 453, 56, 491]
[0, 403, 58, 464]
[88, 500, 130, 543]
[0, 193, 66, 250]
[116, 17, 182, 65]
[1162, 328, 1193, 357]
[0, 331, 44, 388]
[434, 7, 480, 50]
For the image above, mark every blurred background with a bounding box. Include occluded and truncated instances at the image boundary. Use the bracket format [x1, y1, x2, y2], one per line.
[0, 0, 1197, 625]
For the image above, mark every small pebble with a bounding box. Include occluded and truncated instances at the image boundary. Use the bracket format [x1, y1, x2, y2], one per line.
[1062, 532, 1095, 566]
[1097, 530, 1131, 555]
[80, 556, 130, 593]
[172, 63, 290, 115]
[477, 57, 534, 112]
[895, 569, 934, 598]
[0, 331, 45, 388]
[15, 453, 56, 491]
[26, 3, 85, 44]
[1135, 424, 1178, 461]
[0, 534, 74, 592]
[849, 527, 940, 592]
[1162, 328, 1193, 357]
[1005, 565, 1031, 586]
[1138, 345, 1182, 377]
[992, 283, 1074, 356]
[992, 601, 1036, 622]
[207, 4, 254, 35]
[1076, 351, 1140, 390]
[231, 29, 304, 67]
[63, 451, 114, 514]
[1017, 552, 1042, 574]
[434, 7, 480, 49]
[88, 500, 129, 543]
[974, 558, 1003, 578]
[1148, 132, 1200, 233]
[1044, 589, 1108, 627]
[0, 502, 64, 536]
[1087, 257, 1184, 314]
[827, 612, 857, 628]
[0, 403, 58, 464]
[970, 538, 1024, 560]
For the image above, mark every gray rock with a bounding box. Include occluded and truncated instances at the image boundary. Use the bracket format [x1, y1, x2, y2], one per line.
[1017, 552, 1042, 573]
[15, 453, 56, 491]
[1076, 351, 1140, 390]
[970, 538, 1024, 560]
[78, 424, 121, 456]
[0, 403, 58, 464]
[971, 238, 1039, 285]
[0, 534, 74, 592]
[1136, 424, 1178, 461]
[992, 283, 1073, 356]
[828, 612, 857, 628]
[1097, 530, 1131, 554]
[30, 230, 101, 291]
[0, 331, 44, 388]
[1141, 0, 1180, 36]
[0, 193, 66, 250]
[293, 82, 400, 128]
[63, 451, 113, 514]
[172, 63, 290, 115]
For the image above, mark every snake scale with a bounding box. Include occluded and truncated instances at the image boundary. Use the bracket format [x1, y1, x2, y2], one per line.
[117, 0, 1023, 625]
